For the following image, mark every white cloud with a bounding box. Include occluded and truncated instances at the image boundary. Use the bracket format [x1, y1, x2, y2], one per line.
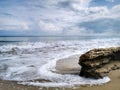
[22, 22, 29, 30]
[24, 1, 120, 36]
[0, 18, 29, 30]
[70, 5, 120, 23]
[74, 6, 110, 22]
[0, 0, 120, 36]
[38, 20, 61, 32]
[70, 0, 92, 10]
[111, 4, 120, 14]
[106, 0, 115, 2]
[40, 0, 92, 9]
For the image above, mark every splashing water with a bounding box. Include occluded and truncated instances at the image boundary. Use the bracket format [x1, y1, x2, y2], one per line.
[0, 38, 120, 87]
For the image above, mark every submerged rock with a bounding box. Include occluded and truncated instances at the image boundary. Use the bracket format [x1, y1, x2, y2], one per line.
[79, 47, 120, 79]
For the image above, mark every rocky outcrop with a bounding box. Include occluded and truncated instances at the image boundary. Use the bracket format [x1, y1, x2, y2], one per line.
[79, 47, 120, 79]
[54, 55, 81, 74]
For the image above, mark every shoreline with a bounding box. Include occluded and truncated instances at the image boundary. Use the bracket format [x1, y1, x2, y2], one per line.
[0, 70, 120, 90]
[0, 55, 120, 90]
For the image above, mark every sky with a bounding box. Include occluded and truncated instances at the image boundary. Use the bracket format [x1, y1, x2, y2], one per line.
[0, 0, 120, 36]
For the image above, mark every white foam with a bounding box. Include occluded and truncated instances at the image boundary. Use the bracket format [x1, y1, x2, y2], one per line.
[0, 38, 119, 87]
[31, 54, 110, 87]
[18, 77, 110, 87]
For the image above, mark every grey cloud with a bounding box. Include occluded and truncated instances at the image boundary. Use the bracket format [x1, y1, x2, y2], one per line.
[78, 18, 120, 32]
[0, 0, 120, 36]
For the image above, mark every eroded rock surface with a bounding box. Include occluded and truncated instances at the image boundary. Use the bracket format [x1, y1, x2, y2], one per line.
[54, 55, 81, 74]
[79, 47, 120, 79]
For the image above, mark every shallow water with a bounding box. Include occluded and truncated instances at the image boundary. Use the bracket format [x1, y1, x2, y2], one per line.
[0, 36, 120, 87]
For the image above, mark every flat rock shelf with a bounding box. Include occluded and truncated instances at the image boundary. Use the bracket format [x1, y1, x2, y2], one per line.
[53, 55, 81, 74]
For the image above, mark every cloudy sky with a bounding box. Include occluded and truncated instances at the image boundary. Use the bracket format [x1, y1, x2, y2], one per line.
[0, 0, 120, 36]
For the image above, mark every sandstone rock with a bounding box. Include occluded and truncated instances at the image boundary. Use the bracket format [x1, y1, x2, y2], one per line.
[79, 47, 120, 79]
[53, 55, 81, 74]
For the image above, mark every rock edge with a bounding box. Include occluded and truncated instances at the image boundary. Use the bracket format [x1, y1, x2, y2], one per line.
[79, 47, 120, 79]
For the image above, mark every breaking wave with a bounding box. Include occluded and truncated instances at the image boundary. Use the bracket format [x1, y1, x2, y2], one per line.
[0, 38, 120, 87]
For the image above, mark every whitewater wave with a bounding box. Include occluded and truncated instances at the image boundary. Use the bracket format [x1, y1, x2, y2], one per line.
[0, 38, 120, 87]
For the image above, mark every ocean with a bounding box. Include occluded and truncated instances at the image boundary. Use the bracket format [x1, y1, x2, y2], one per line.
[0, 36, 120, 87]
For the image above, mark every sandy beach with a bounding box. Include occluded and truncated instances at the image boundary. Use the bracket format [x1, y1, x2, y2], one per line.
[0, 70, 119, 90]
[0, 55, 120, 90]
[0, 0, 120, 89]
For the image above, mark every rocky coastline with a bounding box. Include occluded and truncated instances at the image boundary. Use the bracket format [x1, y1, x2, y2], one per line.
[79, 47, 120, 79]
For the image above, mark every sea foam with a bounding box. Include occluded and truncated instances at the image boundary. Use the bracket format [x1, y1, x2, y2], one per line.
[0, 38, 119, 87]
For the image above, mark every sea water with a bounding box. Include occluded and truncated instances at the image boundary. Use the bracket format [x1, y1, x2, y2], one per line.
[0, 36, 120, 87]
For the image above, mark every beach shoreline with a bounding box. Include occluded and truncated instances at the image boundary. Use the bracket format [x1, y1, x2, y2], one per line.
[0, 70, 120, 90]
[0, 55, 120, 90]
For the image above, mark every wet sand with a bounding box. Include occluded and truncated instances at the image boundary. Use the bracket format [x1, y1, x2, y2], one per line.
[0, 70, 120, 90]
[78, 70, 120, 90]
[0, 55, 120, 90]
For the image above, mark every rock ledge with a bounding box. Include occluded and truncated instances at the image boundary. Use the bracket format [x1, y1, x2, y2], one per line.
[79, 47, 120, 79]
